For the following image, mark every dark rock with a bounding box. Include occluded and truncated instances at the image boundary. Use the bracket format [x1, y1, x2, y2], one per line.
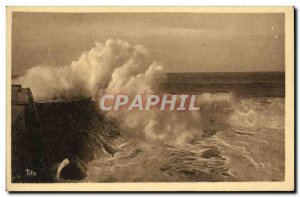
[11, 84, 46, 183]
[60, 158, 87, 181]
[12, 84, 120, 182]
[201, 148, 220, 158]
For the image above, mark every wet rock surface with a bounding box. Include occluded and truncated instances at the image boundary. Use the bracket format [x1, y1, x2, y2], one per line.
[35, 98, 119, 182]
[60, 156, 87, 181]
[201, 148, 220, 158]
[12, 86, 120, 182]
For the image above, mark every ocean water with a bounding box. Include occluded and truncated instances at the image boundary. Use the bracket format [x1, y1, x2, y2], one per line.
[161, 72, 285, 98]
[83, 72, 285, 182]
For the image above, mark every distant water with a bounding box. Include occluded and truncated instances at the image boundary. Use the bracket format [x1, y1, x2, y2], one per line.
[160, 72, 285, 98]
[84, 72, 285, 182]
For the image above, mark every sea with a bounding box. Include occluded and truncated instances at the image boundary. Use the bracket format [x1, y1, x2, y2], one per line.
[83, 72, 285, 182]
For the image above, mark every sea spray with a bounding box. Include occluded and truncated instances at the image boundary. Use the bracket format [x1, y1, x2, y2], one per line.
[14, 39, 205, 144]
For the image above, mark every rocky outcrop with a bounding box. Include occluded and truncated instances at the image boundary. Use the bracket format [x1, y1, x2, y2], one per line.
[11, 85, 120, 182]
[11, 85, 46, 182]
[36, 97, 120, 182]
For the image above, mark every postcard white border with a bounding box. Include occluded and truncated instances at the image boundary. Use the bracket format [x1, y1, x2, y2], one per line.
[6, 6, 294, 192]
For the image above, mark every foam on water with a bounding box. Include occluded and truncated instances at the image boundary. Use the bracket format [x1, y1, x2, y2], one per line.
[83, 94, 285, 182]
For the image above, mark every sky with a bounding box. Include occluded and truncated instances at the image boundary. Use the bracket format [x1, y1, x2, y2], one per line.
[12, 12, 285, 74]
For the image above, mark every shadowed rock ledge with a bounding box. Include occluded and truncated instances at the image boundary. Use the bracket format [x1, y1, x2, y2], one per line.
[11, 85, 120, 183]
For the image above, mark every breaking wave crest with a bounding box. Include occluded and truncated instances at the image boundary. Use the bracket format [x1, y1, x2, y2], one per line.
[197, 92, 284, 130]
[229, 97, 284, 129]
